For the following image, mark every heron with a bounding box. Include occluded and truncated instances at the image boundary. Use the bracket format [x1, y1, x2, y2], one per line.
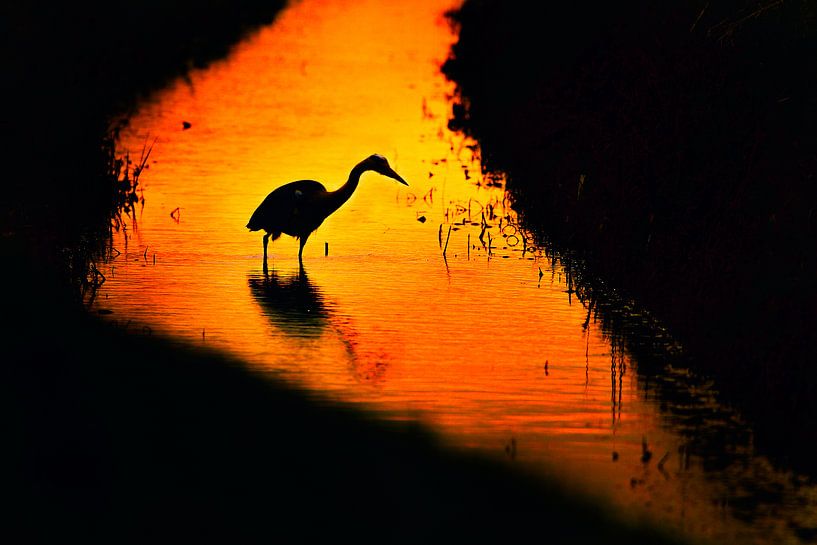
[247, 154, 408, 268]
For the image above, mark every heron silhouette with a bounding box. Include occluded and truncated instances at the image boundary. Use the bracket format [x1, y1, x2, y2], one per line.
[247, 154, 408, 268]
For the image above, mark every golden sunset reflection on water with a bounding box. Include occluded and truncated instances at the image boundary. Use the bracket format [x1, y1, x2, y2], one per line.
[98, 1, 817, 543]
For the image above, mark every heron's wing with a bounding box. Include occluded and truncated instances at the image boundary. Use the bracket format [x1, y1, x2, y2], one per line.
[247, 180, 327, 231]
[286, 180, 327, 201]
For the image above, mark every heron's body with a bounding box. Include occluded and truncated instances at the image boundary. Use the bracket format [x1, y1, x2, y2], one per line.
[247, 154, 407, 267]
[247, 179, 338, 241]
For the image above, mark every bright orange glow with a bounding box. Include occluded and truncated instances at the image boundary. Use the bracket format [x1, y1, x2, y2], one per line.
[103, 1, 817, 543]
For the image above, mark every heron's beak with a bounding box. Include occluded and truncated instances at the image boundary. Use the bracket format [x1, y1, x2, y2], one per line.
[384, 167, 408, 185]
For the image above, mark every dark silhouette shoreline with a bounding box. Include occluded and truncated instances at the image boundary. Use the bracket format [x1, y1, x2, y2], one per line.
[442, 0, 817, 475]
[2, 254, 691, 544]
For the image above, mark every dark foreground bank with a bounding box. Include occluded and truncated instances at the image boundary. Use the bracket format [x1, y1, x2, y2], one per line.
[442, 0, 817, 474]
[1, 240, 692, 545]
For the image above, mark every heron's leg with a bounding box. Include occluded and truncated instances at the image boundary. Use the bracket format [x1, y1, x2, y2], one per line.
[298, 234, 309, 267]
[262, 233, 271, 271]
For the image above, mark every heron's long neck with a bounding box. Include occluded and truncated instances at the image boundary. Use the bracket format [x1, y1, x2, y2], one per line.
[327, 162, 366, 214]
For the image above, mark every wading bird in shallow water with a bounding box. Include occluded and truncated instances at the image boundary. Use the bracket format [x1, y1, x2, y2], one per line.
[247, 154, 408, 268]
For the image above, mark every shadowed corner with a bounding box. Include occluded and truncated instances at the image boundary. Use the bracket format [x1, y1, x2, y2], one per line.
[248, 267, 328, 337]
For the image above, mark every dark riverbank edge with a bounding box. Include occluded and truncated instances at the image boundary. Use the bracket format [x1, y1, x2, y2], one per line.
[2, 249, 693, 544]
[2, 3, 691, 543]
[442, 0, 817, 474]
[3, 0, 289, 291]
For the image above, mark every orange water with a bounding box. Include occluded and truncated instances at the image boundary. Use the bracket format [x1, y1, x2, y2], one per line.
[97, 1, 817, 543]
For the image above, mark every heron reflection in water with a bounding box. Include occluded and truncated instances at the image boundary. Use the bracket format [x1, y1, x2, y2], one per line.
[247, 154, 408, 269]
[248, 268, 390, 384]
[248, 268, 328, 338]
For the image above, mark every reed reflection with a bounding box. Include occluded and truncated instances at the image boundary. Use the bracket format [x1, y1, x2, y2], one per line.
[248, 268, 328, 338]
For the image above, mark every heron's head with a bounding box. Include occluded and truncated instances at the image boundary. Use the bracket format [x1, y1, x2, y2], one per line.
[365, 154, 408, 185]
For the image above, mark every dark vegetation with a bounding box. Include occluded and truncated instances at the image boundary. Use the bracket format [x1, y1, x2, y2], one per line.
[442, 0, 817, 474]
[2, 0, 288, 296]
[2, 2, 692, 543]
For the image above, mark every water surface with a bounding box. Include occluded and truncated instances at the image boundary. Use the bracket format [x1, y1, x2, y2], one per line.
[97, 1, 817, 543]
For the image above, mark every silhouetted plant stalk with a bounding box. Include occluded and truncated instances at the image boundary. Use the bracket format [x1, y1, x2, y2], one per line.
[77, 127, 153, 305]
[442, 225, 452, 257]
[105, 127, 152, 232]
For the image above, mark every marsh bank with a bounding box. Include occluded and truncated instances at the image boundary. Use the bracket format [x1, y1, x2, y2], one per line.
[442, 0, 817, 473]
